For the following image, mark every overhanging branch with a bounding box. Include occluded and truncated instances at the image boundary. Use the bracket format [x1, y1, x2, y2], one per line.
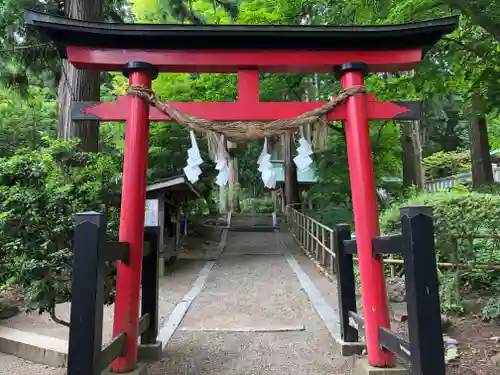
[441, 0, 500, 42]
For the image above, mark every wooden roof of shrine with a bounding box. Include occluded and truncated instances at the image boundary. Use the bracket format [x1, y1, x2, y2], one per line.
[146, 175, 201, 201]
[25, 10, 458, 55]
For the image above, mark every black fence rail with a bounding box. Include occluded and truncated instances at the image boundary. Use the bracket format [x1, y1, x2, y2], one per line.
[67, 212, 161, 375]
[334, 206, 445, 375]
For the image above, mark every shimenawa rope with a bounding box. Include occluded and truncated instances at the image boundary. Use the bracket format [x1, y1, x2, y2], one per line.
[125, 84, 365, 144]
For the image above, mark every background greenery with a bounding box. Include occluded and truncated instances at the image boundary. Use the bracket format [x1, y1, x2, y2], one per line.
[0, 0, 500, 322]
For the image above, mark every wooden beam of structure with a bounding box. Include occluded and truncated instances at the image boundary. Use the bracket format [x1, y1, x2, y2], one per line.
[72, 97, 421, 122]
[25, 11, 458, 73]
[66, 46, 425, 73]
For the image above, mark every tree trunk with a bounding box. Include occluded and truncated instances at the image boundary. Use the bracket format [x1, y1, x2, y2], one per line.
[469, 94, 493, 188]
[58, 0, 103, 152]
[227, 141, 241, 213]
[400, 120, 424, 189]
[284, 133, 301, 207]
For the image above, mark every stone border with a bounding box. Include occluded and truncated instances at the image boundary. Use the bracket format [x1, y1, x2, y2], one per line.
[277, 232, 365, 356]
[355, 358, 408, 375]
[0, 229, 228, 369]
[0, 326, 67, 367]
[157, 228, 226, 348]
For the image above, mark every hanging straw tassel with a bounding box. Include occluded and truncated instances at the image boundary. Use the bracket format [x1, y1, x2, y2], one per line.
[206, 131, 222, 162]
[312, 117, 329, 150]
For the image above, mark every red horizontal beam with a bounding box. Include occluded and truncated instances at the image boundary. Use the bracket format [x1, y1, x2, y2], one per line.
[72, 97, 420, 122]
[66, 46, 423, 73]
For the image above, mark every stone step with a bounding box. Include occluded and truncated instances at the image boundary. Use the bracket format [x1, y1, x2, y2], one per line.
[0, 326, 67, 367]
[228, 226, 278, 232]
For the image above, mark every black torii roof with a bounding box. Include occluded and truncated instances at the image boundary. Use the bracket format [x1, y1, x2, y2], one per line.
[25, 10, 458, 56]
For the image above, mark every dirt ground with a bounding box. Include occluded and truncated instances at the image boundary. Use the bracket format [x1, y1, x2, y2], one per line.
[308, 248, 500, 375]
[444, 317, 500, 375]
[390, 313, 500, 375]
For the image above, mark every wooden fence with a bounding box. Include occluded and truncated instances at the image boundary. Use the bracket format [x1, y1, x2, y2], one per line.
[286, 205, 500, 279]
[425, 165, 500, 192]
[287, 205, 336, 277]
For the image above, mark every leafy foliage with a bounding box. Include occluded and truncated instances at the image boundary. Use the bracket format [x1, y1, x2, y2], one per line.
[240, 196, 275, 213]
[423, 150, 471, 180]
[380, 191, 500, 313]
[0, 85, 56, 156]
[480, 298, 500, 323]
[0, 137, 122, 316]
[307, 118, 403, 228]
[1, 0, 500, 321]
[0, 0, 130, 93]
[132, 0, 238, 24]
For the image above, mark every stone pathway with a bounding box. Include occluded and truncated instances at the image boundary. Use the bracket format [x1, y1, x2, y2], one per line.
[149, 231, 351, 375]
[1, 230, 353, 375]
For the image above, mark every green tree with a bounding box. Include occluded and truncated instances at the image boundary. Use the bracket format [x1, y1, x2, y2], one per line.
[0, 85, 57, 156]
[0, 0, 130, 151]
[0, 137, 122, 321]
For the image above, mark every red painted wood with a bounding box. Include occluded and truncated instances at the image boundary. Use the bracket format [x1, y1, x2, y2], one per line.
[66, 46, 423, 73]
[111, 69, 153, 372]
[238, 70, 260, 103]
[341, 70, 393, 367]
[76, 96, 412, 121]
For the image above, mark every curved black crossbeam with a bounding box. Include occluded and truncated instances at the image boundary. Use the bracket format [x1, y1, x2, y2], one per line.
[25, 10, 458, 54]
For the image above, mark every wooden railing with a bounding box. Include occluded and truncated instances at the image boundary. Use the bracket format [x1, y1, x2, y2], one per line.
[286, 205, 500, 276]
[68, 213, 161, 375]
[286, 205, 336, 276]
[286, 205, 500, 374]
[425, 165, 500, 192]
[331, 207, 445, 375]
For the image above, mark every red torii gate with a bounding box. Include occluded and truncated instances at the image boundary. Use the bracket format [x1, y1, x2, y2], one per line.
[26, 10, 457, 374]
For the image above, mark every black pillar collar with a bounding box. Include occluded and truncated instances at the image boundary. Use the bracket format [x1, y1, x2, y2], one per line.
[123, 61, 159, 80]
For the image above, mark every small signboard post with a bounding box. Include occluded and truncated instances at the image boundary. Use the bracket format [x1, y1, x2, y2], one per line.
[144, 199, 160, 227]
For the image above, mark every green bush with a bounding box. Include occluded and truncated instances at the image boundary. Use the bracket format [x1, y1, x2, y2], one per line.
[380, 191, 500, 314]
[380, 191, 500, 255]
[0, 86, 57, 157]
[310, 204, 353, 228]
[0, 137, 122, 321]
[240, 196, 275, 213]
[423, 150, 471, 180]
[480, 298, 500, 323]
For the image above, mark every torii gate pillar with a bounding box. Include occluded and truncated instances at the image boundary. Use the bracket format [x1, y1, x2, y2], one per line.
[112, 62, 158, 372]
[340, 62, 392, 366]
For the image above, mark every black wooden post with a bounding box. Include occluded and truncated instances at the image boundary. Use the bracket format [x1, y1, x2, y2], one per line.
[68, 212, 107, 375]
[334, 224, 358, 342]
[141, 226, 160, 344]
[400, 206, 445, 375]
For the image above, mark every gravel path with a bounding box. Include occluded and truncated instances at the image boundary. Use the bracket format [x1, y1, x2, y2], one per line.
[1, 259, 207, 342]
[0, 353, 65, 375]
[149, 231, 352, 375]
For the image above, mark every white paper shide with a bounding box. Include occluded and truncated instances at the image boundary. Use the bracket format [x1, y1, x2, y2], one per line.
[215, 136, 229, 187]
[293, 130, 313, 172]
[183, 130, 203, 183]
[257, 138, 276, 189]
